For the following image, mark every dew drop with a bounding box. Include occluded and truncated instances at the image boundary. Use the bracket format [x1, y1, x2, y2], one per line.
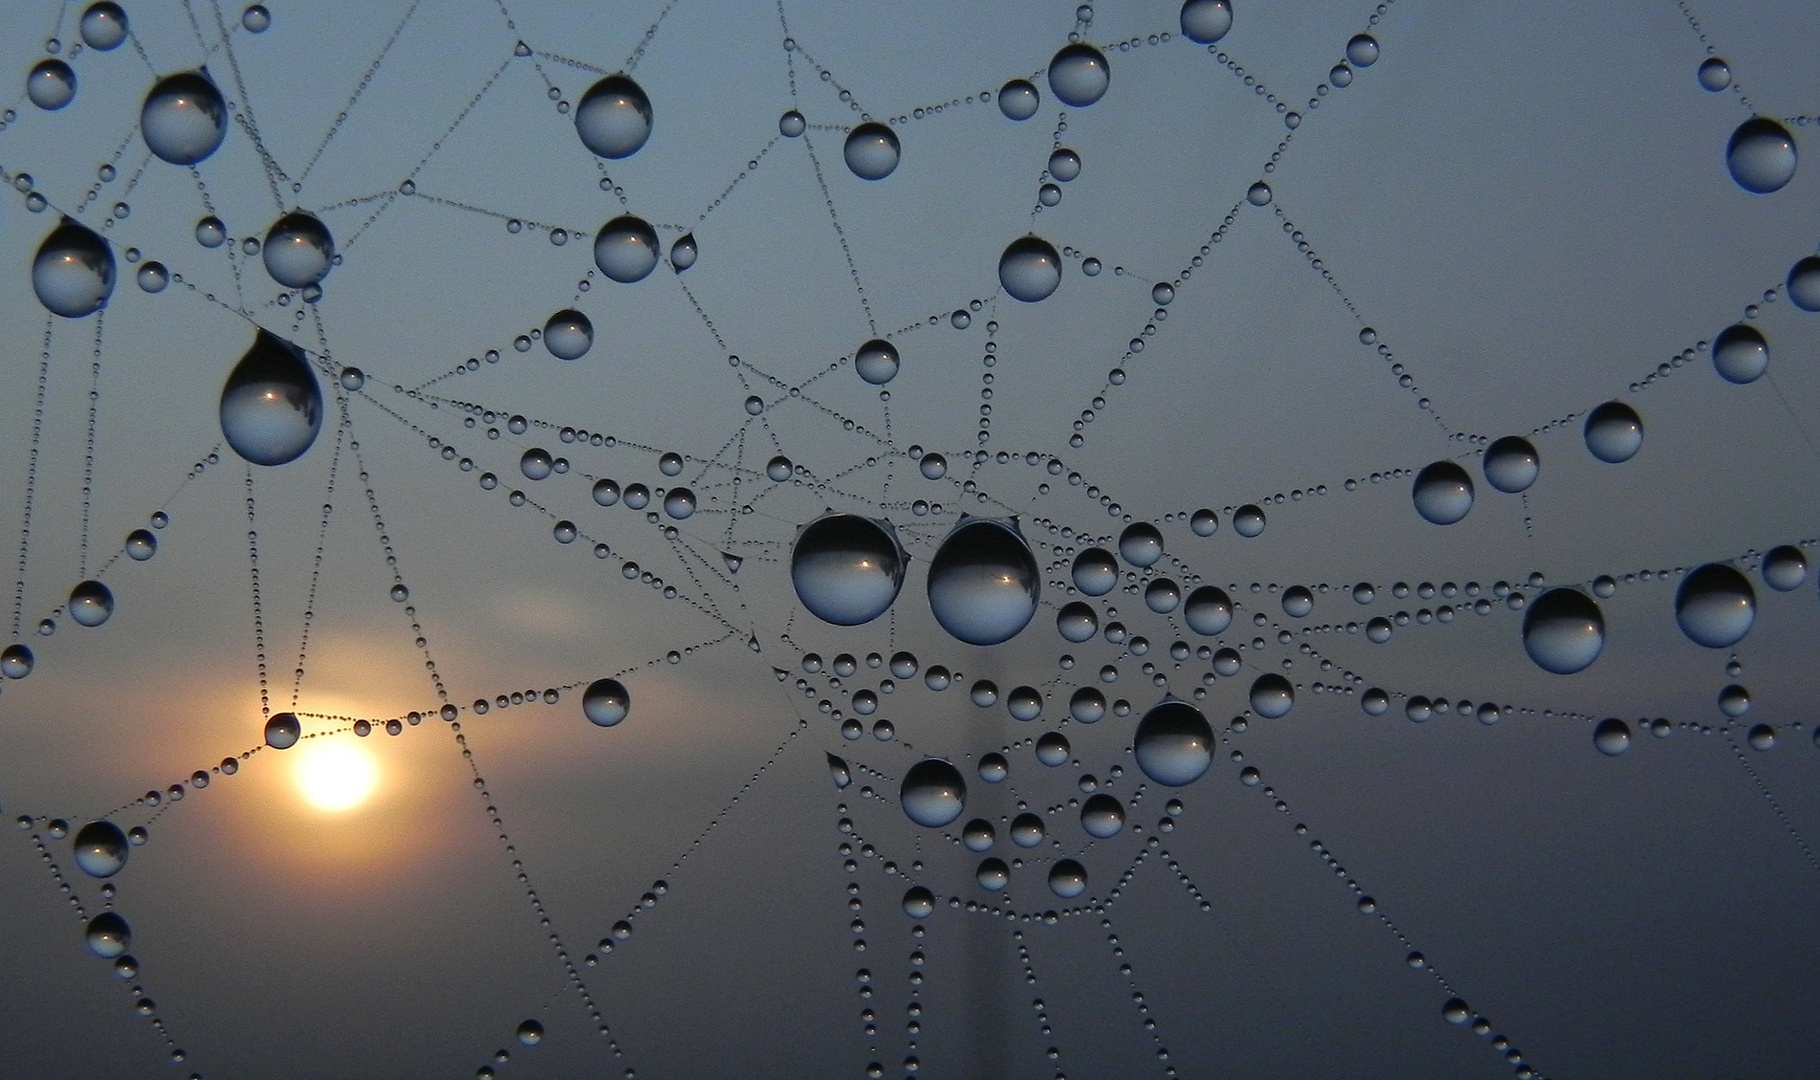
[1080, 794, 1124, 838]
[1249, 674, 1293, 719]
[1232, 504, 1266, 537]
[1747, 724, 1776, 751]
[27, 60, 76, 111]
[1069, 686, 1106, 723]
[142, 71, 228, 166]
[259, 212, 335, 290]
[515, 1020, 543, 1047]
[1711, 323, 1769, 384]
[1057, 601, 1098, 643]
[32, 219, 115, 319]
[242, 5, 271, 32]
[791, 514, 906, 626]
[1592, 718, 1631, 757]
[1144, 579, 1180, 614]
[1178, 0, 1233, 44]
[544, 310, 593, 360]
[778, 110, 805, 138]
[1346, 34, 1380, 67]
[124, 530, 156, 561]
[855, 339, 899, 385]
[1760, 545, 1807, 591]
[1726, 117, 1797, 195]
[917, 453, 946, 480]
[1717, 684, 1751, 718]
[582, 678, 630, 727]
[1183, 585, 1232, 636]
[1482, 436, 1539, 493]
[1133, 700, 1213, 786]
[593, 216, 660, 283]
[962, 819, 995, 851]
[575, 75, 653, 159]
[1048, 148, 1082, 181]
[926, 517, 1040, 646]
[1189, 508, 1218, 536]
[85, 912, 130, 959]
[1521, 588, 1605, 674]
[1117, 522, 1164, 568]
[1035, 731, 1070, 766]
[976, 752, 1008, 783]
[1583, 401, 1643, 463]
[1697, 57, 1731, 92]
[1071, 548, 1118, 596]
[1411, 461, 1474, 525]
[902, 886, 935, 919]
[976, 857, 1010, 891]
[73, 821, 128, 878]
[669, 233, 697, 272]
[1246, 181, 1272, 206]
[900, 759, 966, 828]
[136, 262, 169, 293]
[68, 581, 113, 627]
[998, 79, 1040, 121]
[264, 712, 300, 749]
[195, 216, 227, 248]
[80, 3, 128, 50]
[1280, 585, 1312, 618]
[1048, 859, 1088, 899]
[998, 236, 1062, 302]
[1786, 256, 1820, 312]
[1047, 43, 1110, 108]
[1674, 563, 1755, 649]
[662, 488, 696, 520]
[844, 123, 901, 180]
[219, 329, 323, 466]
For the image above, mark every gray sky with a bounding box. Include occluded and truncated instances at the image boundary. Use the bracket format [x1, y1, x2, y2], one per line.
[0, 0, 1816, 1077]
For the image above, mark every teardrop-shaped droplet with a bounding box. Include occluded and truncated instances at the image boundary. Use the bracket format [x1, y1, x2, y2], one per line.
[900, 758, 966, 828]
[926, 517, 1039, 646]
[843, 122, 900, 180]
[1674, 563, 1755, 648]
[791, 514, 906, 626]
[1726, 117, 1797, 194]
[1521, 588, 1605, 674]
[593, 216, 659, 283]
[583, 678, 630, 726]
[1183, 585, 1232, 636]
[32, 219, 115, 319]
[1179, 0, 1232, 44]
[826, 753, 852, 790]
[1412, 461, 1474, 525]
[68, 580, 114, 627]
[85, 912, 131, 958]
[998, 236, 1062, 302]
[544, 309, 593, 360]
[669, 233, 697, 272]
[1711, 323, 1769, 384]
[998, 79, 1040, 120]
[1583, 401, 1643, 463]
[1047, 43, 1109, 107]
[1482, 436, 1539, 493]
[73, 821, 129, 878]
[264, 712, 301, 749]
[262, 212, 334, 289]
[1133, 700, 1212, 786]
[575, 75, 652, 159]
[219, 329, 322, 466]
[855, 339, 899, 385]
[1592, 718, 1631, 756]
[142, 71, 228, 165]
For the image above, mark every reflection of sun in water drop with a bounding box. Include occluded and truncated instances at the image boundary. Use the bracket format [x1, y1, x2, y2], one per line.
[294, 740, 379, 812]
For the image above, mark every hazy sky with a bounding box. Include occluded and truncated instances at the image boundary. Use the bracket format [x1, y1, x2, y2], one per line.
[0, 1, 1816, 1077]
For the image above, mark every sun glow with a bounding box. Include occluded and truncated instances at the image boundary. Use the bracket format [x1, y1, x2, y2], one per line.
[293, 739, 379, 812]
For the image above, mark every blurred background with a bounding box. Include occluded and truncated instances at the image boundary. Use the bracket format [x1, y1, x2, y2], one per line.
[0, 0, 1815, 1077]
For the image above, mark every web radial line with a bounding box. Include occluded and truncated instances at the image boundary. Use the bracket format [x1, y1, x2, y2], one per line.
[1724, 733, 1820, 877]
[798, 129, 878, 335]
[204, 0, 288, 209]
[297, 0, 427, 186]
[289, 422, 347, 709]
[243, 467, 271, 717]
[344, 420, 451, 705]
[12, 317, 53, 640]
[77, 311, 103, 579]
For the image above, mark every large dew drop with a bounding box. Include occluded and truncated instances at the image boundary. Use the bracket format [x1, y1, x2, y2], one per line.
[791, 514, 905, 626]
[1057, 601, 1098, 643]
[1711, 323, 1769, 384]
[1788, 256, 1820, 312]
[1760, 545, 1807, 591]
[544, 310, 593, 360]
[1183, 585, 1233, 636]
[1118, 522, 1164, 567]
[1133, 700, 1213, 786]
[73, 821, 128, 878]
[1674, 563, 1755, 649]
[1080, 794, 1124, 838]
[1593, 718, 1631, 757]
[582, 678, 630, 726]
[27, 60, 76, 110]
[1482, 436, 1539, 494]
[1048, 859, 1088, 899]
[844, 123, 901, 180]
[1047, 43, 1109, 107]
[1583, 401, 1643, 463]
[1071, 547, 1118, 595]
[1411, 461, 1474, 525]
[1179, 0, 1233, 43]
[219, 330, 323, 466]
[593, 216, 660, 283]
[264, 712, 301, 749]
[32, 219, 115, 319]
[900, 758, 966, 828]
[1521, 588, 1605, 674]
[575, 75, 652, 159]
[999, 236, 1062, 303]
[926, 517, 1039, 646]
[1249, 674, 1294, 719]
[68, 581, 114, 627]
[262, 212, 334, 289]
[142, 71, 228, 165]
[998, 79, 1040, 121]
[854, 339, 899, 385]
[1725, 117, 1797, 195]
[85, 912, 131, 958]
[80, 3, 128, 50]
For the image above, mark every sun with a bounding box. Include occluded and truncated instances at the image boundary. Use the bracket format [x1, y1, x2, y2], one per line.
[292, 740, 379, 812]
